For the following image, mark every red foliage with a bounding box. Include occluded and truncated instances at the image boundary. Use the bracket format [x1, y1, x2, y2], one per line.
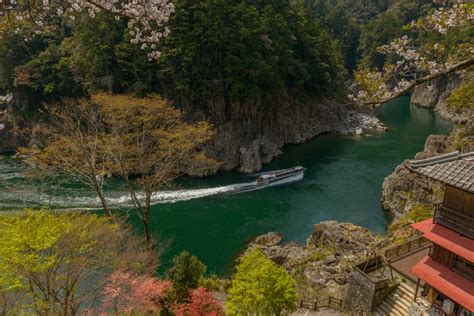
[101, 270, 171, 315]
[172, 287, 223, 316]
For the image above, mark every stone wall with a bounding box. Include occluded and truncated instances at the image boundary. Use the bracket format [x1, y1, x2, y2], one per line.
[344, 269, 377, 313]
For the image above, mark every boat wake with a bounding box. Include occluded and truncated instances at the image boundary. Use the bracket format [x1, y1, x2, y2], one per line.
[0, 167, 305, 210]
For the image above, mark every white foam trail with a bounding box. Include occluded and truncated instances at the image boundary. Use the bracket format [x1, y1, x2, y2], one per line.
[1, 172, 304, 209]
[105, 182, 253, 206]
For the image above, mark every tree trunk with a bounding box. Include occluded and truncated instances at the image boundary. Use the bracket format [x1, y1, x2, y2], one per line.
[93, 182, 113, 219]
[144, 192, 154, 258]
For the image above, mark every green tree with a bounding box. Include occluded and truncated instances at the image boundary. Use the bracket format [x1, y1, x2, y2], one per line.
[166, 251, 207, 302]
[160, 0, 344, 104]
[358, 0, 433, 68]
[226, 248, 298, 316]
[0, 210, 150, 315]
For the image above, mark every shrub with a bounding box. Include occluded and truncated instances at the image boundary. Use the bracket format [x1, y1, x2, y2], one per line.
[166, 251, 207, 302]
[226, 249, 298, 315]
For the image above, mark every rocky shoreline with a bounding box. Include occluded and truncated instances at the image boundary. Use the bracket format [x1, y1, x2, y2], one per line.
[1, 96, 385, 175]
[382, 71, 473, 218]
[246, 222, 386, 300]
[184, 95, 386, 174]
[240, 73, 473, 304]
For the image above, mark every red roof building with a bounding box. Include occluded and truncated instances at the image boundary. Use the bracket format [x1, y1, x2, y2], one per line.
[408, 151, 474, 315]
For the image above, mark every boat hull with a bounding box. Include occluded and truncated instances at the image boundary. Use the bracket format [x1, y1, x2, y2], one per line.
[233, 168, 305, 193]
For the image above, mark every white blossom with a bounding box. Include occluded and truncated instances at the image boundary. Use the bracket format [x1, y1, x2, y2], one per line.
[0, 0, 175, 59]
[0, 93, 13, 104]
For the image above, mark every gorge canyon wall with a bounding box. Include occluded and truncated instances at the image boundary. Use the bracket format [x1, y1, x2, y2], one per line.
[181, 94, 384, 174]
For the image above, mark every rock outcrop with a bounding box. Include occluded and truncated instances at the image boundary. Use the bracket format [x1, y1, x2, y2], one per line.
[247, 221, 384, 300]
[182, 95, 385, 174]
[381, 121, 474, 217]
[2, 92, 385, 174]
[411, 72, 471, 124]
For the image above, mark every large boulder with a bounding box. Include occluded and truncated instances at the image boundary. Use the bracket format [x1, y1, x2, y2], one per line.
[307, 221, 377, 254]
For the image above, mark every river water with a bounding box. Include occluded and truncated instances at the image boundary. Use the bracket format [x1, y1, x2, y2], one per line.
[0, 97, 450, 275]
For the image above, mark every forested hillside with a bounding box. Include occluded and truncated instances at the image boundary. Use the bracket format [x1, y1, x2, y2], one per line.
[0, 0, 440, 109]
[0, 0, 470, 172]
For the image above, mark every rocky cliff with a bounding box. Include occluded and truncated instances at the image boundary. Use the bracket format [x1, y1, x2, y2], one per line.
[0, 111, 20, 153]
[247, 221, 385, 300]
[381, 121, 474, 217]
[1, 92, 385, 174]
[181, 94, 385, 174]
[411, 71, 470, 124]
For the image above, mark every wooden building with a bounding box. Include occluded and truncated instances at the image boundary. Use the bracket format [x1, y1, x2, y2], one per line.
[408, 151, 474, 315]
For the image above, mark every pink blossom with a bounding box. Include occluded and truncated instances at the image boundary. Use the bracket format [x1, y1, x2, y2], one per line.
[101, 270, 171, 315]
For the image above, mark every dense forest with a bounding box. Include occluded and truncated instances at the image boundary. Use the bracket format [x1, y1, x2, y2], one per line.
[0, 0, 442, 110]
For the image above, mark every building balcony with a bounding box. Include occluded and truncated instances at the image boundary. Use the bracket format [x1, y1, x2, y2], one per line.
[411, 256, 474, 313]
[411, 218, 474, 263]
[434, 204, 474, 239]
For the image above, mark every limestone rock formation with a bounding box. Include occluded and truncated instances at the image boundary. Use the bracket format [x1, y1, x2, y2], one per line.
[183, 95, 385, 175]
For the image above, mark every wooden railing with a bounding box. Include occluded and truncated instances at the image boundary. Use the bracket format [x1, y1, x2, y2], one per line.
[299, 296, 343, 311]
[384, 235, 431, 261]
[434, 204, 474, 239]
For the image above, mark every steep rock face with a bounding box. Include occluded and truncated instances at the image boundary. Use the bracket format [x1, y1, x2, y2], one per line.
[381, 122, 474, 217]
[248, 221, 384, 299]
[181, 95, 384, 174]
[411, 72, 470, 124]
[3, 91, 384, 174]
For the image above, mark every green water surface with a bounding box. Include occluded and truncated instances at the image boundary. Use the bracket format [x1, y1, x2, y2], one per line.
[0, 97, 451, 275]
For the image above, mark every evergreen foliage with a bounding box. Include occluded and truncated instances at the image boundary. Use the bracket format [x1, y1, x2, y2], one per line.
[0, 0, 345, 110]
[166, 250, 207, 302]
[226, 248, 298, 315]
[159, 0, 345, 104]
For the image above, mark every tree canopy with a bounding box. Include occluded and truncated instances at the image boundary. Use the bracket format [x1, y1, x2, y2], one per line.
[226, 248, 298, 315]
[0, 210, 150, 315]
[0, 0, 346, 111]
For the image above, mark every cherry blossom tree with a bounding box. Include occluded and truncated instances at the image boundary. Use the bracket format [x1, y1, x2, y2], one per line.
[101, 270, 171, 315]
[172, 287, 224, 316]
[0, 0, 174, 59]
[351, 0, 474, 106]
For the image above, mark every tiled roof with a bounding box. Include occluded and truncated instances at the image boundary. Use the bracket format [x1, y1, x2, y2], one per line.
[408, 151, 474, 193]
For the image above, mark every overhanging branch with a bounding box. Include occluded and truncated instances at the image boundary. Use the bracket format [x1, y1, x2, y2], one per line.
[362, 57, 474, 106]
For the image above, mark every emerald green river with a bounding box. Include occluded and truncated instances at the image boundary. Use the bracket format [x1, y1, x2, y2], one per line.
[0, 97, 450, 275]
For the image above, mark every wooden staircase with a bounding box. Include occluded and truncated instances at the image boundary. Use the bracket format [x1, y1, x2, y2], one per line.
[374, 282, 416, 316]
